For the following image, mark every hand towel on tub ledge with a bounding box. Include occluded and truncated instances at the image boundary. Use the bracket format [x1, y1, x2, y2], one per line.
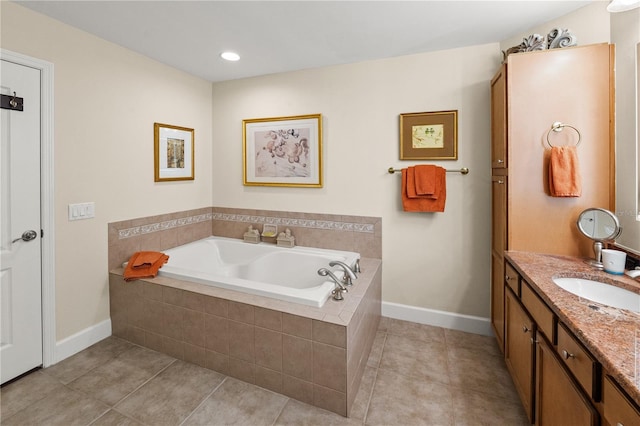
[548, 146, 582, 197]
[401, 166, 446, 212]
[124, 251, 169, 281]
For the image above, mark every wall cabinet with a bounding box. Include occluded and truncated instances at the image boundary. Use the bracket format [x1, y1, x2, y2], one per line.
[490, 43, 614, 353]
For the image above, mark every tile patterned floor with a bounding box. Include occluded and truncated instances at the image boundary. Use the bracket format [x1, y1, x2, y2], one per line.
[1, 317, 528, 425]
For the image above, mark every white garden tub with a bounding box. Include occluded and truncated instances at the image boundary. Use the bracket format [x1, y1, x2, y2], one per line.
[158, 236, 360, 307]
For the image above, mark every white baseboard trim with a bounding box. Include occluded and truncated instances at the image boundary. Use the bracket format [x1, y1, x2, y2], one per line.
[382, 301, 494, 336]
[55, 319, 112, 363]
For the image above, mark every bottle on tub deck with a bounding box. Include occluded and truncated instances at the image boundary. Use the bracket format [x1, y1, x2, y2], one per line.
[277, 228, 295, 248]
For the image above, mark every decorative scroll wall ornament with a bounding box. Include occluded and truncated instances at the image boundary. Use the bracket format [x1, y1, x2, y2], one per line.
[547, 28, 578, 49]
[502, 28, 577, 62]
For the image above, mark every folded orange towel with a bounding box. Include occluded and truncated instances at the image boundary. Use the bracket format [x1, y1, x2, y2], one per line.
[131, 251, 166, 269]
[414, 165, 437, 196]
[549, 146, 581, 197]
[405, 167, 438, 199]
[402, 166, 446, 212]
[124, 251, 169, 282]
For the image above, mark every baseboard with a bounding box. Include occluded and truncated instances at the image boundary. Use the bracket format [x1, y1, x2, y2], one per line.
[55, 319, 112, 363]
[382, 301, 494, 336]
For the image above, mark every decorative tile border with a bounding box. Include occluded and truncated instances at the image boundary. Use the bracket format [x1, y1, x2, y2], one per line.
[117, 211, 375, 240]
[212, 213, 375, 233]
[118, 213, 212, 239]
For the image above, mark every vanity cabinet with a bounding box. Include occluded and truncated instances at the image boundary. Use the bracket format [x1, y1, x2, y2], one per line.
[603, 375, 640, 426]
[535, 332, 598, 426]
[504, 288, 535, 422]
[490, 43, 614, 353]
[504, 259, 601, 425]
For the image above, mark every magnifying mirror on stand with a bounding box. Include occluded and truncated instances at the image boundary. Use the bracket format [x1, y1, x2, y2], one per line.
[576, 208, 622, 269]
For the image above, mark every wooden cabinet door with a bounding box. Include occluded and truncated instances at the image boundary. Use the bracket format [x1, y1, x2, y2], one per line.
[535, 333, 598, 426]
[492, 175, 507, 256]
[505, 288, 535, 422]
[491, 252, 505, 352]
[491, 64, 507, 169]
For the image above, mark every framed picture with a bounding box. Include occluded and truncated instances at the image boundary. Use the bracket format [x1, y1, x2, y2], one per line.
[243, 114, 323, 187]
[399, 110, 458, 160]
[154, 123, 194, 182]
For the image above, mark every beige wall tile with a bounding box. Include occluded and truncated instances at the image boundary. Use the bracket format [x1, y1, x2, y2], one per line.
[204, 314, 229, 354]
[255, 366, 283, 394]
[255, 307, 282, 331]
[313, 342, 346, 393]
[282, 375, 314, 406]
[228, 357, 255, 384]
[205, 350, 229, 375]
[255, 328, 282, 372]
[184, 343, 206, 368]
[162, 304, 184, 341]
[282, 335, 313, 382]
[282, 313, 312, 339]
[183, 309, 205, 347]
[228, 301, 254, 324]
[182, 291, 205, 312]
[313, 320, 346, 348]
[228, 321, 254, 363]
[314, 385, 346, 417]
[204, 296, 229, 317]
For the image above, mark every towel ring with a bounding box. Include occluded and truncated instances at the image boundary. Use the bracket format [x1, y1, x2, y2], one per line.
[546, 121, 581, 148]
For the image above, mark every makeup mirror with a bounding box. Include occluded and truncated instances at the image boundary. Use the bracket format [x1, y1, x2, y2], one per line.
[577, 208, 622, 269]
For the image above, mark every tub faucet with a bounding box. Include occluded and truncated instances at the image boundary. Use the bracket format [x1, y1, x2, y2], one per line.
[329, 261, 357, 286]
[318, 268, 348, 301]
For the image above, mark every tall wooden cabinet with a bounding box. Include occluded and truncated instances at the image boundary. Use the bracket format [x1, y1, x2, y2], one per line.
[490, 43, 615, 351]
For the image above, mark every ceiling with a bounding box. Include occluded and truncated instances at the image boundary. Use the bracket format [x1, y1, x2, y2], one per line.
[15, 0, 596, 82]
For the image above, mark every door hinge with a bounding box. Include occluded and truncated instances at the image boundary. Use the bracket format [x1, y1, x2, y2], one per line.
[41, 229, 44, 238]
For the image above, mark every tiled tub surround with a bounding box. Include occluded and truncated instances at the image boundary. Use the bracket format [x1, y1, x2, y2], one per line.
[505, 251, 640, 405]
[108, 207, 382, 417]
[108, 207, 381, 271]
[109, 258, 381, 417]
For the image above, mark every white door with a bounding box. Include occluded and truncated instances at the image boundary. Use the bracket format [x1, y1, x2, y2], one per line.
[1, 59, 43, 384]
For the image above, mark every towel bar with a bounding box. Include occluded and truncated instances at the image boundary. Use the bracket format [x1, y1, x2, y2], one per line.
[388, 167, 469, 175]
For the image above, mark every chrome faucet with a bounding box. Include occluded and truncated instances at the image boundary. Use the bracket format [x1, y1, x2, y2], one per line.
[352, 258, 361, 273]
[329, 260, 357, 286]
[318, 268, 348, 301]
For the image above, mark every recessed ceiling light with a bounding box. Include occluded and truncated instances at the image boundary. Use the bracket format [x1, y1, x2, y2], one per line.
[220, 51, 240, 61]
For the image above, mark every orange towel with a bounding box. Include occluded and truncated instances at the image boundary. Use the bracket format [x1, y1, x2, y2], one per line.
[414, 165, 437, 196]
[124, 251, 169, 281]
[549, 146, 581, 197]
[402, 166, 446, 212]
[131, 251, 166, 269]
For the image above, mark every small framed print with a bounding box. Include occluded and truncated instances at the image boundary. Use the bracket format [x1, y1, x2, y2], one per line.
[154, 123, 194, 182]
[243, 114, 322, 187]
[399, 110, 458, 160]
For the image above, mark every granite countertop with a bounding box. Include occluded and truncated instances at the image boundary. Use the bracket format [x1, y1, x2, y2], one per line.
[505, 250, 640, 404]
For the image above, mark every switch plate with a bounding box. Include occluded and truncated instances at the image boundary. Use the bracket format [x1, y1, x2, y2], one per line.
[68, 202, 95, 221]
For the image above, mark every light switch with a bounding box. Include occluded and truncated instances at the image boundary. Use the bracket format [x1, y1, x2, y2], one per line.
[68, 202, 95, 221]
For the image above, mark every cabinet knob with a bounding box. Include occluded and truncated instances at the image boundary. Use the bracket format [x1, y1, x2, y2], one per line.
[522, 325, 530, 333]
[497, 159, 504, 164]
[505, 275, 511, 281]
[562, 350, 575, 360]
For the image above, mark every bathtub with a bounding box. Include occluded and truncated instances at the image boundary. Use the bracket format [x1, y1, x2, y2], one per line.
[157, 236, 360, 307]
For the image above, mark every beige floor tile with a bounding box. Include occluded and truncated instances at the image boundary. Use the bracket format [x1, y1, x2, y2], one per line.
[348, 366, 376, 421]
[114, 360, 225, 425]
[366, 331, 386, 368]
[365, 369, 454, 426]
[43, 337, 136, 384]
[184, 377, 287, 425]
[452, 387, 529, 426]
[386, 318, 446, 343]
[91, 409, 143, 425]
[68, 346, 175, 405]
[444, 329, 502, 360]
[379, 334, 449, 385]
[0, 370, 65, 421]
[1, 385, 109, 426]
[275, 399, 362, 426]
[447, 353, 520, 403]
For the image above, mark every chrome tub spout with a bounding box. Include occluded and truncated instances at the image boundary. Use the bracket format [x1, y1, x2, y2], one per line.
[318, 268, 348, 301]
[328, 260, 357, 286]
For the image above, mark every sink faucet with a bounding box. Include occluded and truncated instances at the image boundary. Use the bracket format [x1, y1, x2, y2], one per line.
[329, 260, 357, 286]
[318, 268, 348, 301]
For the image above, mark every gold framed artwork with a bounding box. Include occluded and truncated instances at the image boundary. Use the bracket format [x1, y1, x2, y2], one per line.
[154, 123, 194, 182]
[243, 114, 323, 187]
[399, 110, 458, 160]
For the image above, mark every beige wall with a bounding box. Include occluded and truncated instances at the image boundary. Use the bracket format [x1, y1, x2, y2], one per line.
[1, 1, 613, 344]
[212, 44, 501, 317]
[1, 2, 214, 340]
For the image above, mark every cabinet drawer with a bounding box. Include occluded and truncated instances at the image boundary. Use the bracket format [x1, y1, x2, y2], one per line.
[521, 281, 554, 340]
[504, 262, 519, 295]
[604, 375, 640, 426]
[557, 323, 599, 400]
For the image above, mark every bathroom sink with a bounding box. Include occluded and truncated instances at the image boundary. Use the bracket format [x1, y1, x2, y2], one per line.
[552, 277, 640, 313]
